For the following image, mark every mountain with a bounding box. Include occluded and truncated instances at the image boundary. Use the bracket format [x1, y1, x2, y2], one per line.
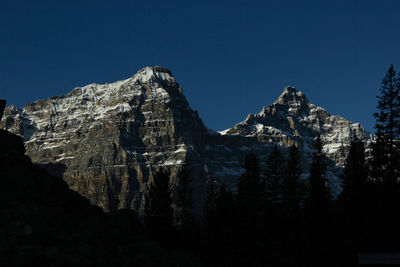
[0, 129, 204, 266]
[0, 67, 373, 213]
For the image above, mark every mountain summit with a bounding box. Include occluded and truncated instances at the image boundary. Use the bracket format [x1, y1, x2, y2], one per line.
[274, 86, 310, 105]
[1, 67, 373, 211]
[221, 86, 372, 194]
[1, 66, 209, 212]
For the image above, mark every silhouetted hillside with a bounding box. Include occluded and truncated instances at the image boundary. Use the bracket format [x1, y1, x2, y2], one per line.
[0, 129, 202, 266]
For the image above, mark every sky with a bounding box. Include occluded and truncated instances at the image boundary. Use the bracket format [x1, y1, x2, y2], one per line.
[1, 0, 400, 132]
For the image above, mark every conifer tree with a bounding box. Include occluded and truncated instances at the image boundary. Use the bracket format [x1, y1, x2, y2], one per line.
[206, 183, 236, 264]
[340, 136, 368, 205]
[215, 183, 235, 226]
[202, 178, 218, 232]
[282, 144, 305, 217]
[337, 135, 369, 250]
[235, 153, 265, 250]
[369, 65, 400, 251]
[176, 161, 194, 230]
[265, 145, 285, 208]
[237, 154, 264, 216]
[308, 134, 330, 218]
[144, 169, 174, 241]
[306, 135, 332, 265]
[372, 64, 400, 186]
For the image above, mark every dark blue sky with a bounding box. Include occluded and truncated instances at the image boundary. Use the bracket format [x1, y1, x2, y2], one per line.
[1, 0, 400, 132]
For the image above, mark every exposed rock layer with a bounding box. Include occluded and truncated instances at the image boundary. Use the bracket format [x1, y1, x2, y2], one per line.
[1, 67, 373, 212]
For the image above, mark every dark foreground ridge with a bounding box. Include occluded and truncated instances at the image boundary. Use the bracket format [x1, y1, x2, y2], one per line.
[0, 129, 201, 266]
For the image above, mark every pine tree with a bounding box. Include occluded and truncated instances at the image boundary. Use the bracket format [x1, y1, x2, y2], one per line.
[308, 134, 330, 218]
[369, 65, 400, 251]
[337, 135, 369, 250]
[235, 153, 265, 252]
[205, 183, 236, 265]
[340, 135, 368, 205]
[372, 64, 400, 186]
[144, 169, 174, 242]
[306, 135, 332, 265]
[282, 144, 306, 217]
[215, 183, 235, 226]
[237, 154, 264, 216]
[175, 161, 194, 230]
[202, 178, 218, 232]
[265, 145, 285, 208]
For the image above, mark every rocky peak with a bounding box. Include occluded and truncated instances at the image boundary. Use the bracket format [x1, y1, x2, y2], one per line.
[1, 69, 374, 213]
[255, 86, 311, 119]
[275, 86, 307, 102]
[221, 85, 373, 181]
[0, 66, 209, 212]
[136, 66, 174, 83]
[271, 86, 310, 114]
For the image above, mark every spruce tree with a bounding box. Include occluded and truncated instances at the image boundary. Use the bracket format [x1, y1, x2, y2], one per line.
[372, 64, 400, 186]
[340, 135, 368, 205]
[370, 65, 400, 251]
[308, 134, 330, 218]
[237, 154, 264, 217]
[282, 144, 305, 217]
[235, 153, 265, 254]
[265, 145, 285, 208]
[215, 183, 235, 227]
[338, 135, 369, 250]
[202, 177, 218, 234]
[203, 179, 217, 227]
[307, 134, 331, 265]
[176, 161, 194, 230]
[144, 169, 174, 242]
[206, 183, 236, 265]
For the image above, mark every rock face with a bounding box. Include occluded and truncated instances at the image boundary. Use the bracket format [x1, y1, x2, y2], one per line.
[222, 86, 372, 165]
[220, 86, 373, 194]
[1, 68, 373, 212]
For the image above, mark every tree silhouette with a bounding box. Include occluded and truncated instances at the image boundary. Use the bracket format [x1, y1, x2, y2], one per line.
[308, 134, 330, 215]
[340, 136, 368, 205]
[282, 144, 306, 218]
[336, 135, 369, 253]
[372, 64, 400, 186]
[215, 184, 235, 232]
[369, 65, 400, 251]
[265, 145, 285, 209]
[144, 169, 174, 243]
[237, 154, 264, 219]
[175, 161, 194, 230]
[202, 177, 218, 235]
[307, 134, 331, 265]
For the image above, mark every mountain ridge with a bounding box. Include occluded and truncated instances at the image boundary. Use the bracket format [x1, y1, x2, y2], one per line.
[1, 66, 373, 212]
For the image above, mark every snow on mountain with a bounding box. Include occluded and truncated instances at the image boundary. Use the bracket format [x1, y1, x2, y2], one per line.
[1, 70, 373, 212]
[221, 86, 373, 195]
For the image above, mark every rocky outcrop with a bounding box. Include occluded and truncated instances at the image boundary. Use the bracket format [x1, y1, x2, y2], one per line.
[1, 67, 218, 212]
[0, 99, 5, 121]
[222, 86, 372, 164]
[220, 86, 373, 194]
[1, 68, 373, 212]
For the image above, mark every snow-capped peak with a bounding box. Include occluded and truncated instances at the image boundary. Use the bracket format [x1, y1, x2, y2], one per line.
[274, 86, 309, 106]
[136, 66, 174, 83]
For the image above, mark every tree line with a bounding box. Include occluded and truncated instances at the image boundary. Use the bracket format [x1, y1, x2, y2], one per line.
[143, 65, 400, 266]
